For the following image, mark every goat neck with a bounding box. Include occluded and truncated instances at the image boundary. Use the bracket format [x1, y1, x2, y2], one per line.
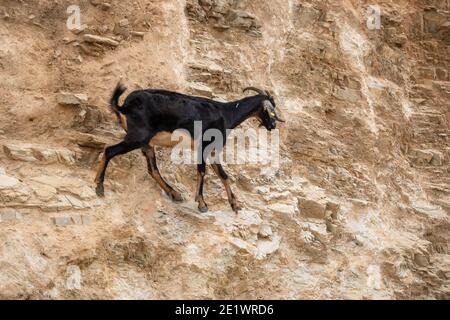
[221, 95, 265, 129]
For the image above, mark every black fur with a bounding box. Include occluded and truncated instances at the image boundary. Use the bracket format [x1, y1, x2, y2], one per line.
[117, 89, 277, 136]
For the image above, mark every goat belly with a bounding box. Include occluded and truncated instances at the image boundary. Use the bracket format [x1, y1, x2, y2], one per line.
[149, 131, 193, 148]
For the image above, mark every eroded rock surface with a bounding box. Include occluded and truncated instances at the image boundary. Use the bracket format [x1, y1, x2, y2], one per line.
[0, 0, 449, 299]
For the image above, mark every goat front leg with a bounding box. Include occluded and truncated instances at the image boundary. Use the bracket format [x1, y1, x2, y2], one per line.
[211, 163, 241, 213]
[94, 154, 107, 196]
[142, 145, 183, 202]
[195, 163, 208, 213]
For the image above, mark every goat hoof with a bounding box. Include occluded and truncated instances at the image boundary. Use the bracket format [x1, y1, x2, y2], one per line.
[198, 205, 208, 213]
[170, 191, 183, 202]
[96, 185, 105, 197]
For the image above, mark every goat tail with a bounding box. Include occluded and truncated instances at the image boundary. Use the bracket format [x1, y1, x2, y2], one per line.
[109, 81, 128, 131]
[110, 81, 126, 114]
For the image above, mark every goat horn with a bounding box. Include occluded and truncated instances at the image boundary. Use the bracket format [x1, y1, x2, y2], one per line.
[273, 108, 286, 122]
[274, 113, 286, 122]
[243, 87, 267, 96]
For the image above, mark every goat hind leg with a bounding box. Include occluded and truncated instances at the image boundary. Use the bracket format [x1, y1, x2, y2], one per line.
[95, 140, 146, 197]
[212, 163, 241, 213]
[142, 145, 183, 202]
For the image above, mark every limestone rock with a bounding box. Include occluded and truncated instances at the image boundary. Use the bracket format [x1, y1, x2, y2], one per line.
[411, 149, 444, 166]
[187, 0, 261, 34]
[52, 215, 92, 226]
[0, 170, 31, 204]
[71, 132, 111, 149]
[255, 235, 281, 260]
[412, 200, 447, 220]
[268, 203, 297, 216]
[258, 224, 273, 239]
[333, 87, 361, 103]
[188, 82, 213, 97]
[101, 3, 111, 11]
[414, 253, 430, 267]
[83, 34, 119, 47]
[297, 197, 340, 220]
[52, 216, 74, 226]
[0, 172, 19, 189]
[1, 209, 23, 221]
[3, 143, 77, 165]
[118, 19, 129, 27]
[66, 265, 82, 290]
[229, 10, 258, 30]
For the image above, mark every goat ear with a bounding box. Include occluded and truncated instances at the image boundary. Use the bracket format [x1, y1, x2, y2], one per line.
[262, 100, 273, 111]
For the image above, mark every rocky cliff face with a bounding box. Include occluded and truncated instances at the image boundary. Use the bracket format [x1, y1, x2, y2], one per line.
[0, 0, 449, 299]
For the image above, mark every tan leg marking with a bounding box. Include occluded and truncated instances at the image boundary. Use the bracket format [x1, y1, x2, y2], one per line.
[119, 114, 128, 131]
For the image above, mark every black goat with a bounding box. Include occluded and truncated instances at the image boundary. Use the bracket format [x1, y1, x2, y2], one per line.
[94, 82, 284, 213]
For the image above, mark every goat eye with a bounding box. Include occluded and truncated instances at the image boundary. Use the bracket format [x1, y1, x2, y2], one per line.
[270, 112, 276, 117]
